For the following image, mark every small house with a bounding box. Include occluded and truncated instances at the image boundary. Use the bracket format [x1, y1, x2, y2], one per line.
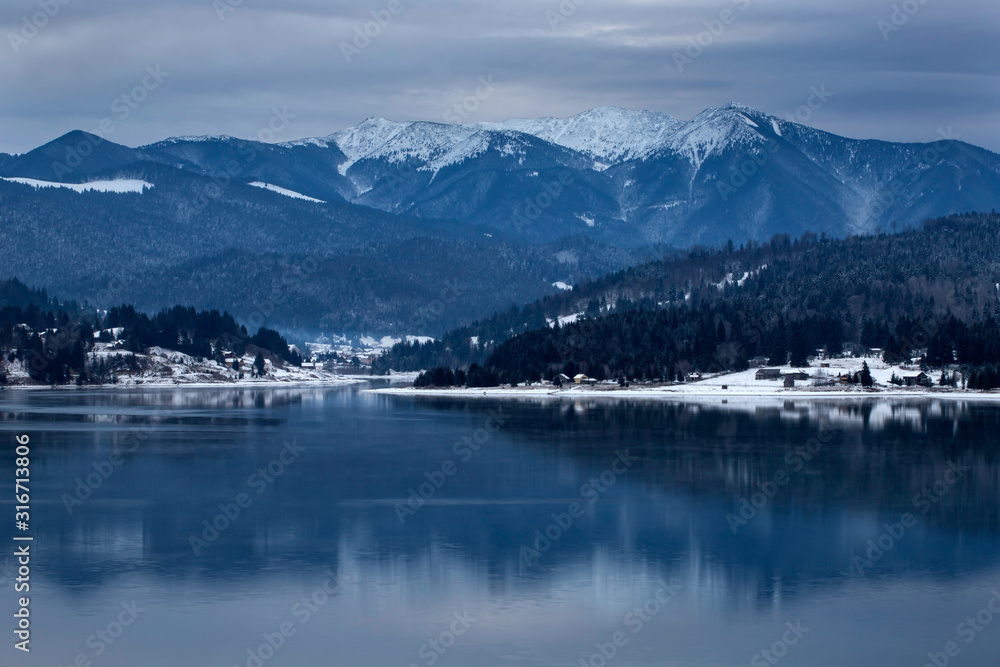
[783, 376, 796, 388]
[573, 374, 590, 384]
[903, 372, 933, 387]
[783, 371, 811, 381]
[756, 368, 782, 381]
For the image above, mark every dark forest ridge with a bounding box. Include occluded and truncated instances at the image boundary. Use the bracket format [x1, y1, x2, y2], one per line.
[377, 212, 1000, 390]
[1, 105, 998, 337]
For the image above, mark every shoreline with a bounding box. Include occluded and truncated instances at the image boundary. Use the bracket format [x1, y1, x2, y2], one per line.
[0, 373, 418, 391]
[368, 385, 1000, 402]
[0, 377, 365, 391]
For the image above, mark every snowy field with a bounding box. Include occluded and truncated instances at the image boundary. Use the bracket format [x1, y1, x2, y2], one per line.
[247, 181, 325, 203]
[0, 177, 153, 193]
[370, 356, 1000, 402]
[1, 344, 370, 389]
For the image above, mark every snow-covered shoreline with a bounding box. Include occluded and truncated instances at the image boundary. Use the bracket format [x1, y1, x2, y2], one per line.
[367, 358, 1000, 403]
[368, 384, 1000, 402]
[1, 376, 367, 391]
[1, 340, 421, 391]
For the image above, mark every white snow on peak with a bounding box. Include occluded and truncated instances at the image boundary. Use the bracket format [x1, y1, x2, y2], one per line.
[659, 104, 766, 172]
[1, 177, 153, 194]
[151, 135, 239, 146]
[279, 137, 333, 149]
[327, 117, 410, 175]
[477, 106, 683, 164]
[248, 182, 325, 203]
[306, 103, 779, 178]
[424, 130, 531, 172]
[362, 122, 479, 166]
[771, 119, 783, 137]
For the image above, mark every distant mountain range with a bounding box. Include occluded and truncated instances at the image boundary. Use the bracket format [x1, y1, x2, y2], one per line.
[1, 104, 998, 336]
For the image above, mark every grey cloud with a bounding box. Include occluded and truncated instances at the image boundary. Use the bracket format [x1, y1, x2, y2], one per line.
[0, 0, 997, 153]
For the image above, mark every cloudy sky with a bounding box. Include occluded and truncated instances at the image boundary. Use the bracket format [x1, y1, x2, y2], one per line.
[1, 0, 998, 153]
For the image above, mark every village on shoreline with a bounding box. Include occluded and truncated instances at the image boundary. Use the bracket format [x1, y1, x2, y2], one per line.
[371, 355, 1000, 401]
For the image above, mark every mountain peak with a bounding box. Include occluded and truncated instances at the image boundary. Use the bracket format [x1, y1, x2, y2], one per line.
[475, 106, 683, 165]
[53, 129, 106, 145]
[718, 101, 762, 114]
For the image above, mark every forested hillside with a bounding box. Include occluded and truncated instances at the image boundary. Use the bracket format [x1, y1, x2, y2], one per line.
[0, 280, 299, 385]
[376, 212, 1000, 387]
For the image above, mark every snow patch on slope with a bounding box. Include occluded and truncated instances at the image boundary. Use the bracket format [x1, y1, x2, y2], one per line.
[424, 130, 531, 172]
[1, 177, 153, 193]
[327, 117, 410, 175]
[659, 104, 764, 173]
[310, 102, 783, 180]
[479, 106, 683, 164]
[248, 182, 325, 203]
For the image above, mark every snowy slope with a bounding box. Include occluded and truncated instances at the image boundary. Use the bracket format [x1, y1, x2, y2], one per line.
[479, 106, 684, 166]
[425, 130, 537, 172]
[0, 177, 153, 193]
[312, 103, 778, 181]
[325, 117, 410, 174]
[358, 122, 479, 167]
[248, 181, 325, 203]
[654, 103, 767, 172]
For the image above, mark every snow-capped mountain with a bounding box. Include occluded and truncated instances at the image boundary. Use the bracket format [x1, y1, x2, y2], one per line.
[479, 106, 684, 166]
[1, 104, 999, 335]
[285, 102, 1000, 245]
[3, 103, 999, 248]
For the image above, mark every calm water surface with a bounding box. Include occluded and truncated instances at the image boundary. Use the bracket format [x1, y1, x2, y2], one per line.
[1, 385, 998, 666]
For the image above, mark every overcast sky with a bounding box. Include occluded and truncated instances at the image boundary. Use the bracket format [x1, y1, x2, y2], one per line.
[1, 0, 998, 153]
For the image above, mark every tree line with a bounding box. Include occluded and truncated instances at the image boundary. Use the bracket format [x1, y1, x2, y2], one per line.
[0, 282, 300, 385]
[379, 212, 1000, 389]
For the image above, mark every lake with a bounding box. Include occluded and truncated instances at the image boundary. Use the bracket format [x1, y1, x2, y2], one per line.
[1, 385, 999, 666]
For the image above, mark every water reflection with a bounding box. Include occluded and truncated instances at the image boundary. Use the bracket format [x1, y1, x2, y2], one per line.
[1, 388, 998, 666]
